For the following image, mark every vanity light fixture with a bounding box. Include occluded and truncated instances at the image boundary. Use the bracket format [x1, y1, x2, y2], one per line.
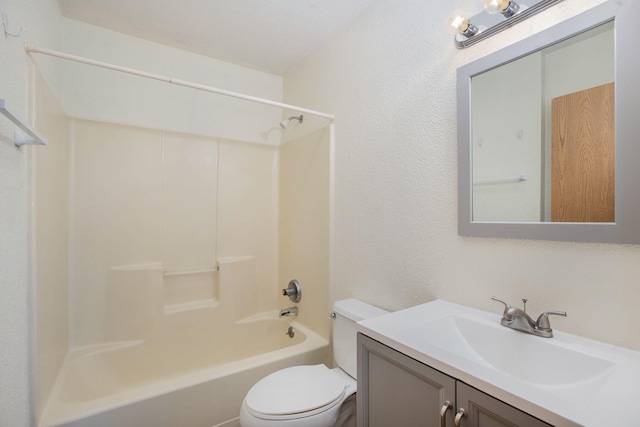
[451, 0, 564, 49]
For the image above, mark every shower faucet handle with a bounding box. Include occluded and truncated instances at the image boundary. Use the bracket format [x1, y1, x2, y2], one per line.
[282, 279, 302, 303]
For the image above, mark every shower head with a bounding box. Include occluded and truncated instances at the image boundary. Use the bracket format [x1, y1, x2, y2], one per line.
[279, 115, 304, 129]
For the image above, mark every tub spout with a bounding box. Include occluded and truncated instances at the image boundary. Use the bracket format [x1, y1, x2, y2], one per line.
[279, 307, 298, 318]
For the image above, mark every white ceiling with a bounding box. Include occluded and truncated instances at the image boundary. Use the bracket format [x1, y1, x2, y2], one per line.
[57, 0, 375, 75]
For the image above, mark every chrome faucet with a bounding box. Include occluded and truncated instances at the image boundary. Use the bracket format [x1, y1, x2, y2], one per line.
[491, 297, 566, 338]
[279, 306, 298, 318]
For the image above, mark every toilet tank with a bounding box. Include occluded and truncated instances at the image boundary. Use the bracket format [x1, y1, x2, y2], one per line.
[332, 298, 388, 379]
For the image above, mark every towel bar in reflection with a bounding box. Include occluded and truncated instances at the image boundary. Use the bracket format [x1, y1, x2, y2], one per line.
[473, 174, 528, 185]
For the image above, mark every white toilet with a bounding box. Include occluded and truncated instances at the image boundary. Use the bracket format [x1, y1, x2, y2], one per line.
[239, 299, 388, 427]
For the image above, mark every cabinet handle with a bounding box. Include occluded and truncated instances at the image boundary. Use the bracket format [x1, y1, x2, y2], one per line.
[440, 400, 452, 427]
[454, 408, 466, 427]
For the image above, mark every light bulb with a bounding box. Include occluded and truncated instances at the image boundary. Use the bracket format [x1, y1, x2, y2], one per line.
[484, 0, 520, 17]
[484, 0, 509, 14]
[448, 10, 478, 37]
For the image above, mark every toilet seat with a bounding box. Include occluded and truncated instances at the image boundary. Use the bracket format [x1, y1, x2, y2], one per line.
[244, 365, 346, 420]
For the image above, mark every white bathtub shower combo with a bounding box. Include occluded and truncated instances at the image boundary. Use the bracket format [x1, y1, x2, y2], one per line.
[240, 298, 388, 427]
[28, 35, 337, 426]
[35, 117, 335, 427]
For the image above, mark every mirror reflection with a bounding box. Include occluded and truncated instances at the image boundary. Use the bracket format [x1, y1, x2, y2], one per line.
[471, 21, 614, 223]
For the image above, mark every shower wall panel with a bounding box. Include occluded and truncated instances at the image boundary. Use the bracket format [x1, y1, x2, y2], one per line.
[279, 127, 331, 340]
[217, 140, 279, 316]
[161, 133, 219, 311]
[161, 132, 218, 273]
[32, 68, 70, 420]
[69, 120, 163, 348]
[68, 120, 280, 349]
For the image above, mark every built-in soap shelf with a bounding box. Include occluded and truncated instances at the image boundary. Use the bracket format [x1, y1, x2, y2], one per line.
[108, 259, 257, 317]
[162, 266, 220, 277]
[163, 298, 219, 314]
[163, 264, 220, 314]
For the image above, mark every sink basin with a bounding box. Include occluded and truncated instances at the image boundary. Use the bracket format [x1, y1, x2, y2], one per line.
[400, 315, 614, 386]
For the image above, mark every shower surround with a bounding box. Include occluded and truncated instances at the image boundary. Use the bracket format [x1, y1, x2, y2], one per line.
[32, 61, 332, 425]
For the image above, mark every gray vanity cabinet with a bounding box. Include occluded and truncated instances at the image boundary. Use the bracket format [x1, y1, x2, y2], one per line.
[357, 333, 456, 427]
[357, 333, 552, 427]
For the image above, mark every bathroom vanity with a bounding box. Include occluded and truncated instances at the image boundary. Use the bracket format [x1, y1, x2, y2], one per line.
[358, 333, 550, 426]
[356, 300, 640, 427]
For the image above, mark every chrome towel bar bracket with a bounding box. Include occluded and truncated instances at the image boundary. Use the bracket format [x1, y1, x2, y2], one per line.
[0, 98, 48, 147]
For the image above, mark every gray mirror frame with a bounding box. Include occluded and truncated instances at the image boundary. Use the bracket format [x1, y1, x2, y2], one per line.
[457, 1, 640, 244]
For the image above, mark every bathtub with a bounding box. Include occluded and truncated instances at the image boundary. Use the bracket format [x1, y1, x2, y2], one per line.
[39, 317, 329, 427]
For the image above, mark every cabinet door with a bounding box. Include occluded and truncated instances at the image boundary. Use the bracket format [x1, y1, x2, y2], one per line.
[456, 382, 552, 427]
[358, 334, 456, 427]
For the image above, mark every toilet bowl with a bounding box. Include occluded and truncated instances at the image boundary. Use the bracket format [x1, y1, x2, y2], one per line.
[239, 299, 388, 427]
[240, 365, 355, 427]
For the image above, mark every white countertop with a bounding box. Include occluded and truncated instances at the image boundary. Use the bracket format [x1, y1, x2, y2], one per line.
[357, 299, 640, 427]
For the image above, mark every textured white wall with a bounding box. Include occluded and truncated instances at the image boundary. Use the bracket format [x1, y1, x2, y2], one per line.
[0, 1, 63, 425]
[284, 0, 640, 350]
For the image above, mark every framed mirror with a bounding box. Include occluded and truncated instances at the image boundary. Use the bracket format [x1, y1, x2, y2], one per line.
[457, 1, 640, 243]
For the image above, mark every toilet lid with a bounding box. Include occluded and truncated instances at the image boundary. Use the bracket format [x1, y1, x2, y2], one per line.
[245, 364, 346, 416]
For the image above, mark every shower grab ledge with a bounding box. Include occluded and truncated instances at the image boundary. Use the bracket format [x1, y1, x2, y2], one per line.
[163, 266, 219, 277]
[164, 299, 219, 314]
[0, 98, 48, 146]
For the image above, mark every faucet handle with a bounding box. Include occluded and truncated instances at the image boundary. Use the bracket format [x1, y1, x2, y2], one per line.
[536, 311, 567, 330]
[491, 296, 511, 314]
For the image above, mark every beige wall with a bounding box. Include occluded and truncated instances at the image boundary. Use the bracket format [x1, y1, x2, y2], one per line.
[284, 0, 640, 351]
